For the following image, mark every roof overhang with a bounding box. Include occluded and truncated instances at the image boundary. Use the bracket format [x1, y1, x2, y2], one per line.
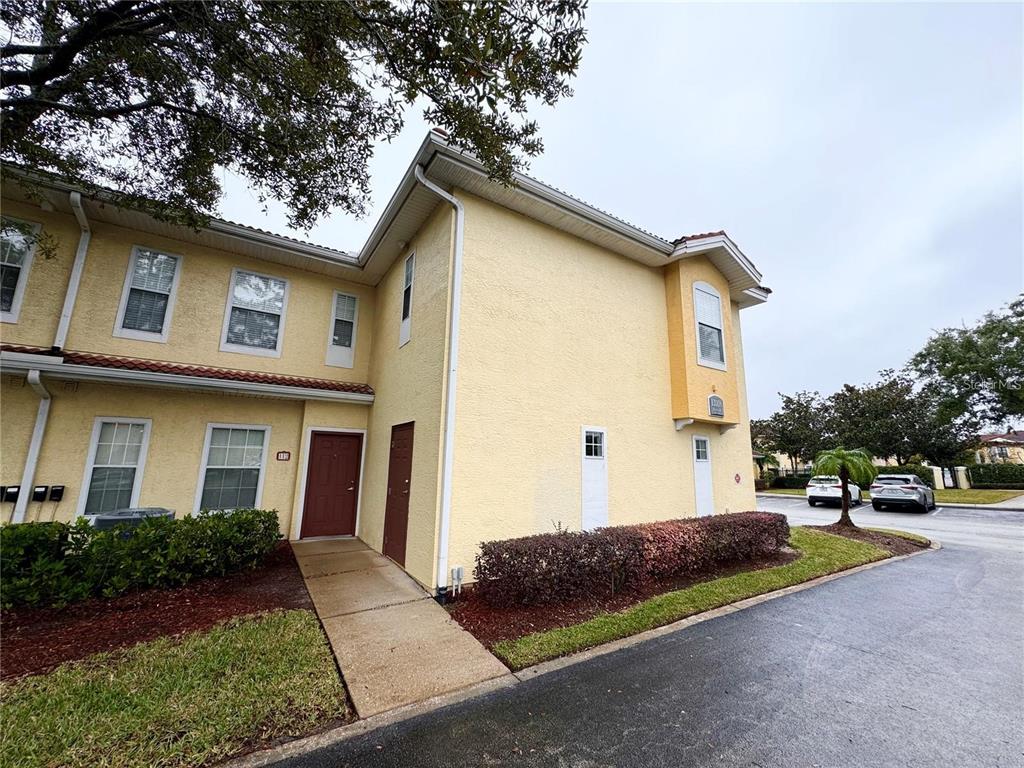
[4, 132, 769, 302]
[0, 351, 374, 404]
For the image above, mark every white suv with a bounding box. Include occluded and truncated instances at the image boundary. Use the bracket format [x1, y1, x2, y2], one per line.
[806, 476, 863, 507]
[870, 475, 936, 513]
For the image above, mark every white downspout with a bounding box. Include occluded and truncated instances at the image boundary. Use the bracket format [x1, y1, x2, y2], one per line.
[12, 371, 51, 523]
[53, 191, 91, 350]
[414, 164, 464, 596]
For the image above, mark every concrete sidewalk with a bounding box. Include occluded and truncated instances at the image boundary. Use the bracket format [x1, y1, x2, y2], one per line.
[292, 538, 509, 718]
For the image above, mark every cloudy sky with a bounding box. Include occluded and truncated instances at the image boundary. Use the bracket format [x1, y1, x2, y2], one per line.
[219, 2, 1023, 420]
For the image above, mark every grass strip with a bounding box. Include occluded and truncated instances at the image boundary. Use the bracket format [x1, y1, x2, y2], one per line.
[493, 528, 888, 670]
[933, 489, 1021, 505]
[0, 609, 349, 768]
[865, 527, 931, 546]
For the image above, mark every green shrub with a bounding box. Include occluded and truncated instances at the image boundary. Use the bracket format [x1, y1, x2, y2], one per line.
[0, 510, 280, 610]
[969, 463, 1024, 487]
[771, 475, 811, 489]
[970, 482, 1024, 490]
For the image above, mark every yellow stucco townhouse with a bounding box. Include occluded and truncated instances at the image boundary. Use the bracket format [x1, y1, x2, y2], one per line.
[1, 131, 770, 596]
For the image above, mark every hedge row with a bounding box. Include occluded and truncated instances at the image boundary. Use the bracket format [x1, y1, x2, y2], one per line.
[969, 463, 1024, 487]
[1, 509, 281, 610]
[474, 512, 790, 608]
[771, 475, 811, 489]
[971, 482, 1024, 490]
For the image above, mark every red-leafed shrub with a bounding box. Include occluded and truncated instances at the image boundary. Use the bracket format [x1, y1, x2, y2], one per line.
[474, 512, 789, 607]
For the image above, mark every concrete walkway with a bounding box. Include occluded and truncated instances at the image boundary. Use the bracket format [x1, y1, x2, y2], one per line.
[292, 538, 509, 718]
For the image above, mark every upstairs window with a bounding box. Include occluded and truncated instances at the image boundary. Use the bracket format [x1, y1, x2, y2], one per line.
[694, 281, 726, 369]
[221, 268, 288, 356]
[326, 291, 358, 368]
[399, 253, 414, 346]
[1, 216, 40, 323]
[584, 430, 605, 458]
[115, 247, 181, 342]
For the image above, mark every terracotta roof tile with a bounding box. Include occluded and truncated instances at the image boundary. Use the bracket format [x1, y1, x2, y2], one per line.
[0, 344, 374, 396]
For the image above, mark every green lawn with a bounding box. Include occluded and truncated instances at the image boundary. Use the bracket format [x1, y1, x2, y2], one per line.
[758, 487, 807, 496]
[0, 610, 349, 768]
[492, 528, 888, 670]
[933, 489, 1021, 505]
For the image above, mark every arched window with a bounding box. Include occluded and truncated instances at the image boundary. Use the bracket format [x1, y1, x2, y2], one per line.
[693, 281, 726, 369]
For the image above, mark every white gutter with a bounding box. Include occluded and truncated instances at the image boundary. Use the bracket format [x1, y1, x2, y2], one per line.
[53, 192, 91, 349]
[414, 164, 464, 595]
[12, 371, 51, 523]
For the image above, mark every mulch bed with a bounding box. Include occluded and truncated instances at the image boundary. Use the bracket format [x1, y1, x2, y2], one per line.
[0, 541, 312, 681]
[808, 524, 930, 557]
[448, 550, 799, 648]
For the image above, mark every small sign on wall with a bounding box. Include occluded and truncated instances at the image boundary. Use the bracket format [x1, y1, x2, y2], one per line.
[276, 451, 291, 462]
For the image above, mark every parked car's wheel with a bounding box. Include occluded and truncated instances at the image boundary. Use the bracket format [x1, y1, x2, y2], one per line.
[808, 499, 817, 507]
[872, 501, 884, 511]
[916, 501, 929, 514]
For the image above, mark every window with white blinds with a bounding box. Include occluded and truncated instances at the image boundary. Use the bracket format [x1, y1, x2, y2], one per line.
[197, 425, 269, 511]
[326, 291, 358, 367]
[80, 418, 151, 515]
[1, 215, 40, 323]
[115, 247, 181, 341]
[221, 269, 288, 356]
[399, 253, 414, 346]
[694, 282, 726, 368]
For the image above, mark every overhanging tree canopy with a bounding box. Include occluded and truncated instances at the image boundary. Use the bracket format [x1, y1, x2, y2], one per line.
[1, 0, 588, 228]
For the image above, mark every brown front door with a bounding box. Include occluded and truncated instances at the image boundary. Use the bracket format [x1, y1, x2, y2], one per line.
[300, 431, 362, 538]
[383, 422, 414, 565]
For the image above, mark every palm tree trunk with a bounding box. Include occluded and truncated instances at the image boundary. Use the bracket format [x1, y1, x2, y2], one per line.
[837, 464, 854, 527]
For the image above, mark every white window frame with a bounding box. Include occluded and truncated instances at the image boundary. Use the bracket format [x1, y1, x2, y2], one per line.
[399, 252, 414, 347]
[219, 267, 290, 358]
[693, 281, 727, 371]
[193, 422, 272, 512]
[325, 290, 359, 368]
[1, 216, 41, 324]
[583, 428, 606, 459]
[76, 417, 153, 518]
[113, 245, 183, 343]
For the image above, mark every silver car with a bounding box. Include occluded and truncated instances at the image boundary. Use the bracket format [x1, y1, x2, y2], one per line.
[870, 474, 936, 513]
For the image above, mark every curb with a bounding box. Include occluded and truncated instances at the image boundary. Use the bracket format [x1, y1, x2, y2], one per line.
[219, 539, 941, 767]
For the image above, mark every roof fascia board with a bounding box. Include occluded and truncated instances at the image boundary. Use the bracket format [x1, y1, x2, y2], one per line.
[0, 352, 374, 404]
[670, 234, 763, 285]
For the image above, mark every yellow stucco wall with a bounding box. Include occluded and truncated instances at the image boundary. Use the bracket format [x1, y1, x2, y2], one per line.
[360, 203, 452, 589]
[664, 256, 741, 424]
[0, 375, 367, 533]
[0, 198, 375, 383]
[0, 200, 82, 347]
[446, 193, 758, 581]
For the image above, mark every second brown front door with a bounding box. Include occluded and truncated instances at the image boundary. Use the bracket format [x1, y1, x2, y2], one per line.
[383, 422, 414, 566]
[300, 431, 362, 538]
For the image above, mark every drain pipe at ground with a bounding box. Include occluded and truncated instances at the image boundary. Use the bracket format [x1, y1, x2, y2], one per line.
[53, 191, 91, 350]
[12, 371, 51, 523]
[413, 164, 464, 602]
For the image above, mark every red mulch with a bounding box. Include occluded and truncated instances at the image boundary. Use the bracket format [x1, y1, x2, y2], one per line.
[808, 524, 930, 557]
[448, 550, 799, 647]
[0, 541, 312, 681]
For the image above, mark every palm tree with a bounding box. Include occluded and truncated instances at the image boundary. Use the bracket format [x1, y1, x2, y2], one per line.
[813, 448, 877, 527]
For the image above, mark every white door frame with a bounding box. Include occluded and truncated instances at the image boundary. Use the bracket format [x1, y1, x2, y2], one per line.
[290, 426, 367, 540]
[581, 425, 608, 530]
[691, 433, 714, 517]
